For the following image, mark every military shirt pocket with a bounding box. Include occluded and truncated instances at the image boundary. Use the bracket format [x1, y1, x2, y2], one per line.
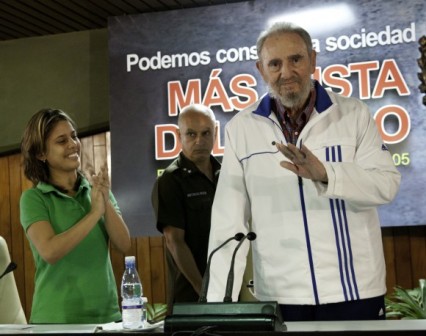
[186, 191, 214, 211]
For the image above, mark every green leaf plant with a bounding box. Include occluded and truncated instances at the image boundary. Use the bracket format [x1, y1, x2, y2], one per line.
[385, 279, 426, 319]
[146, 303, 168, 323]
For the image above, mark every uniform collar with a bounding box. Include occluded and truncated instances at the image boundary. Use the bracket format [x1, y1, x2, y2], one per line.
[177, 152, 221, 180]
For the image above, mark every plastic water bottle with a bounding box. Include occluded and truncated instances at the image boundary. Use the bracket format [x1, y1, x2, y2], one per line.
[121, 256, 144, 329]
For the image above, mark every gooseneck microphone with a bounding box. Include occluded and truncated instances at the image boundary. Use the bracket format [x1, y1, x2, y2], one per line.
[0, 261, 17, 280]
[198, 232, 245, 303]
[223, 232, 257, 302]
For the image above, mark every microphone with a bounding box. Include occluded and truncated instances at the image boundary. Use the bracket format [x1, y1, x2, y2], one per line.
[0, 261, 17, 280]
[223, 232, 257, 302]
[165, 233, 286, 332]
[198, 232, 245, 303]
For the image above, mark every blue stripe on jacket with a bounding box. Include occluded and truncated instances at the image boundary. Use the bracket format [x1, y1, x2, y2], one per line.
[326, 145, 360, 301]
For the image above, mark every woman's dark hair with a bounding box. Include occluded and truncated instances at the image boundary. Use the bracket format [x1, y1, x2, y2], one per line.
[21, 108, 77, 186]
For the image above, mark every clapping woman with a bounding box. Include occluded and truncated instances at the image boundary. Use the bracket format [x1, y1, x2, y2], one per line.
[20, 108, 131, 323]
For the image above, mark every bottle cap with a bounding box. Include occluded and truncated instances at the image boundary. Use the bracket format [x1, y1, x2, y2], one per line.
[125, 256, 136, 264]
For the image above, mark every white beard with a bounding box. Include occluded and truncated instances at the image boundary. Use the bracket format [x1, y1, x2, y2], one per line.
[268, 79, 313, 110]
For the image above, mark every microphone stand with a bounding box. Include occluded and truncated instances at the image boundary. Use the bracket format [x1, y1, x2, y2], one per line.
[164, 231, 286, 333]
[199, 232, 244, 303]
[223, 232, 256, 302]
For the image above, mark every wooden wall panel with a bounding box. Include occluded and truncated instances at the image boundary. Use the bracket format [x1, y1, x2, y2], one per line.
[0, 131, 425, 322]
[393, 227, 414, 289]
[93, 133, 106, 173]
[408, 226, 426, 288]
[80, 136, 94, 174]
[0, 157, 11, 242]
[382, 227, 396, 293]
[19, 156, 35, 317]
[8, 154, 26, 308]
[136, 237, 153, 301]
[147, 236, 167, 304]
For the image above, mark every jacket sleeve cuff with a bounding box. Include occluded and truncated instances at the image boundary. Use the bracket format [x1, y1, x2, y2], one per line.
[314, 162, 335, 196]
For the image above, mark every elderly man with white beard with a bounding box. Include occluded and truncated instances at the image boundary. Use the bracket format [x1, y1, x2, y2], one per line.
[207, 22, 401, 322]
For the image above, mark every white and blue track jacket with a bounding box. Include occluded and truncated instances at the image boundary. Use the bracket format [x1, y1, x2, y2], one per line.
[207, 82, 401, 305]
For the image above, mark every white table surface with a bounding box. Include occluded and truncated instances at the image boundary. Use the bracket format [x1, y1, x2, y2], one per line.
[0, 319, 425, 334]
[285, 319, 426, 331]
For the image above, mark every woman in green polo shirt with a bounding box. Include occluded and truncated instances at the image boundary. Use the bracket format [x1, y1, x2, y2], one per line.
[20, 108, 131, 324]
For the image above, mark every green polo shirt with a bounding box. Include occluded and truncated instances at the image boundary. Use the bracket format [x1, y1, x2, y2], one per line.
[20, 176, 121, 324]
